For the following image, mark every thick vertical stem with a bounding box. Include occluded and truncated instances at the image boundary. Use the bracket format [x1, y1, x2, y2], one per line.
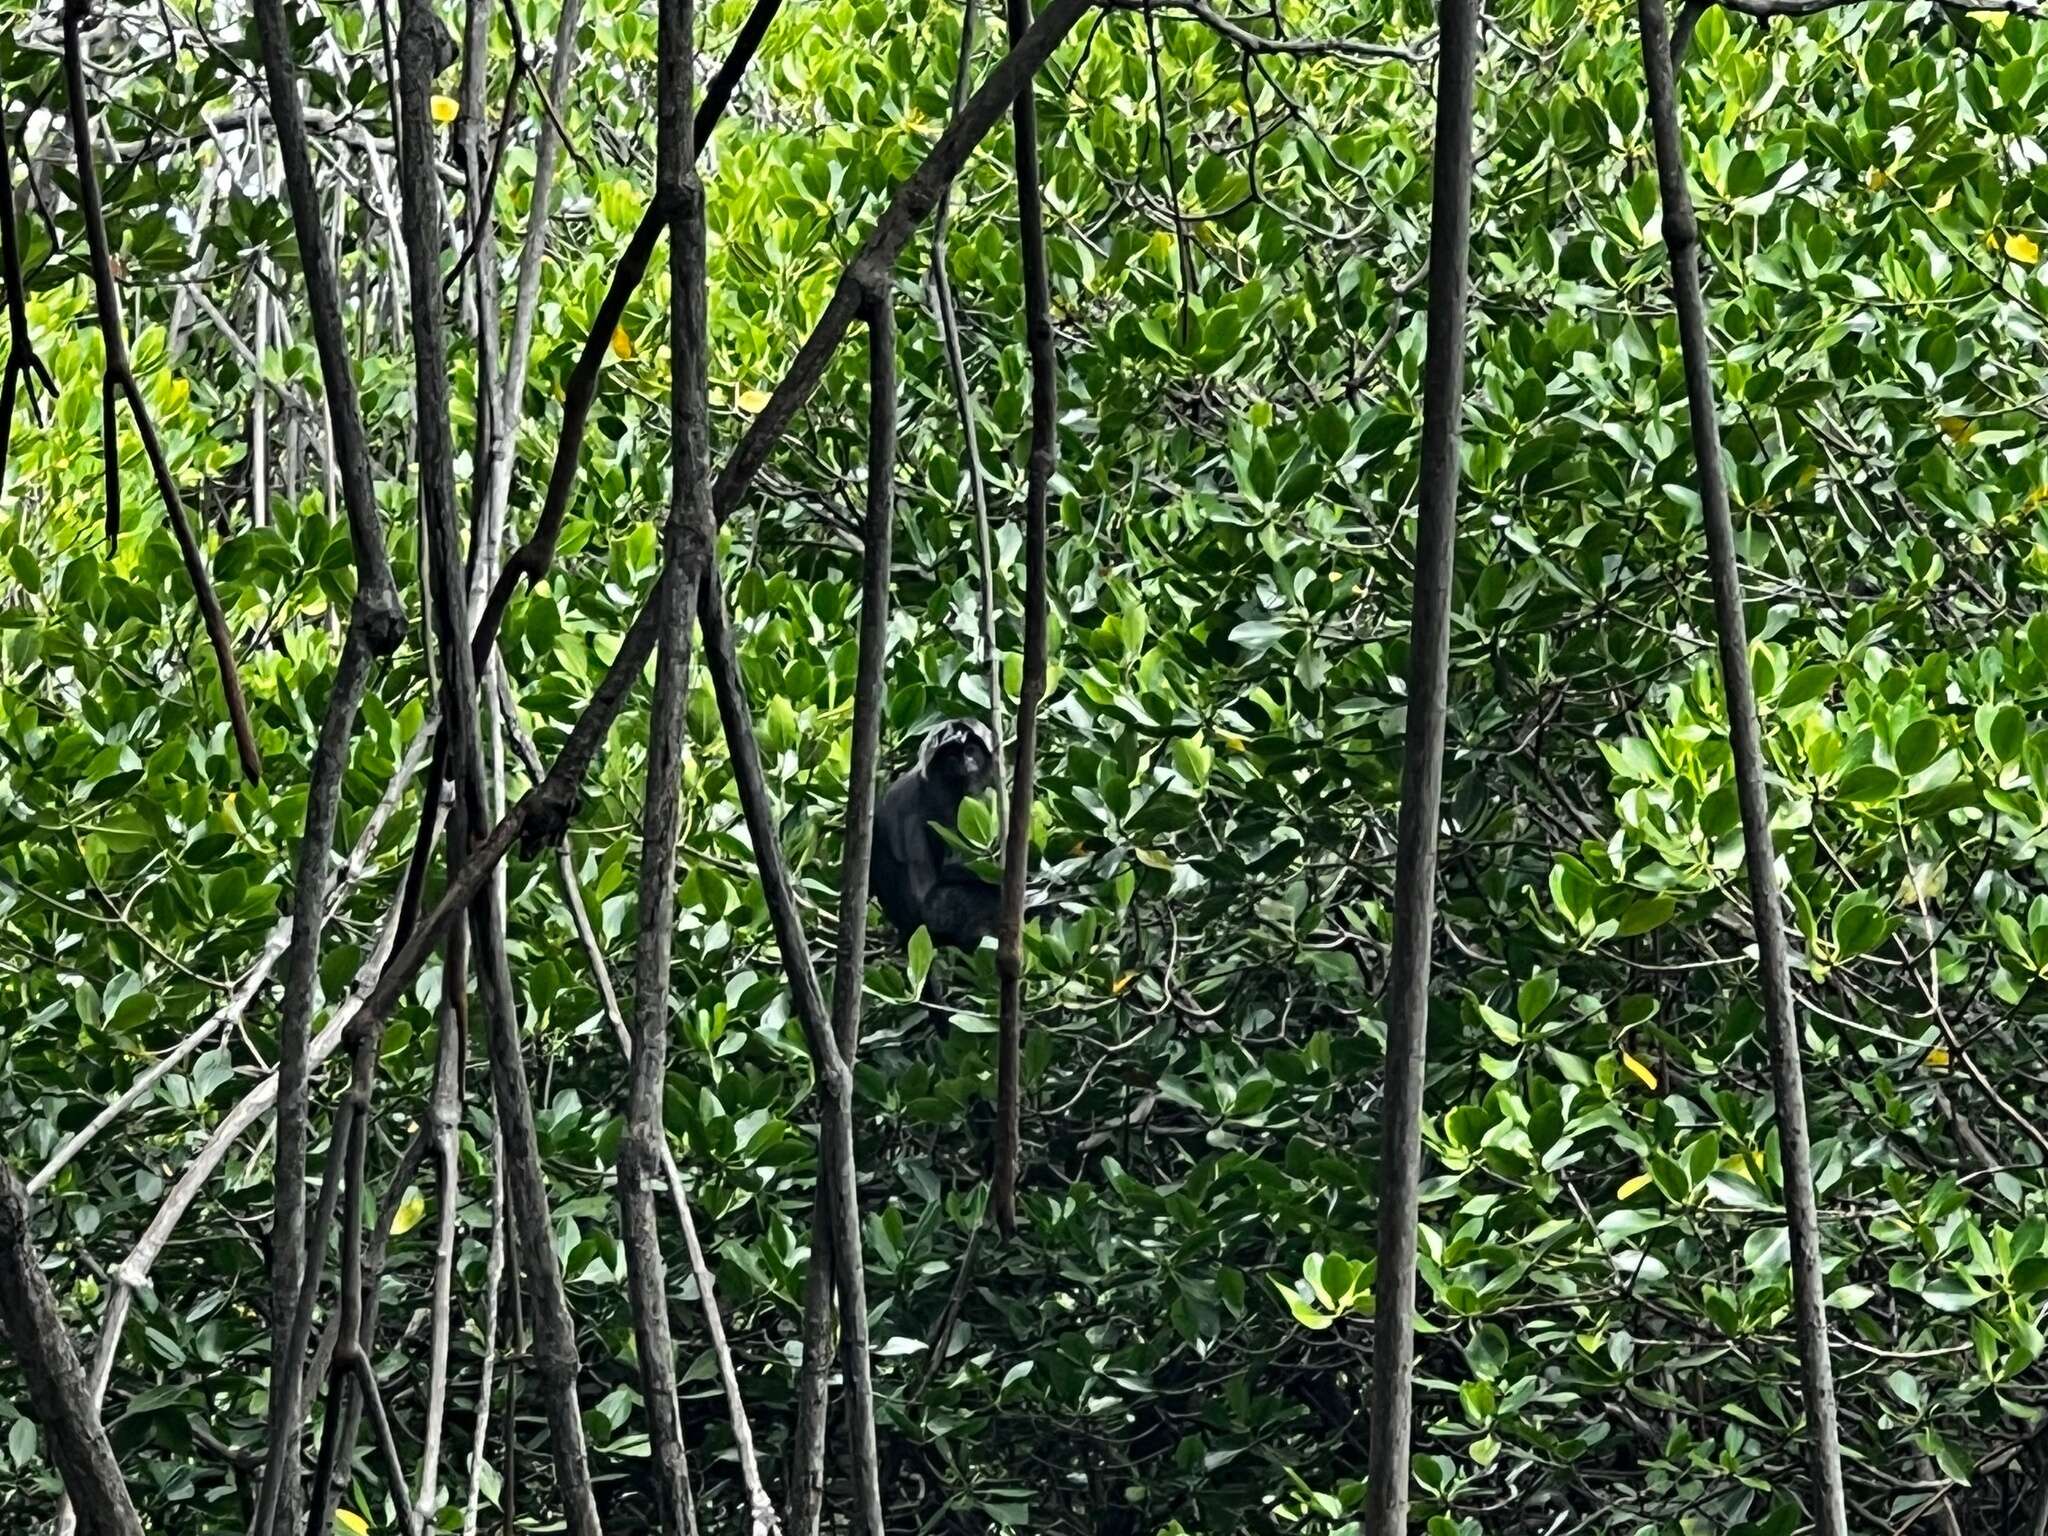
[1636, 0, 1847, 1529]
[791, 291, 898, 1536]
[0, 1164, 145, 1536]
[835, 290, 896, 1518]
[414, 929, 468, 1523]
[1361, 0, 1477, 1524]
[460, 1128, 507, 1536]
[787, 1194, 835, 1536]
[245, 0, 410, 1525]
[392, 1, 605, 1532]
[250, 625, 377, 1536]
[990, 0, 1057, 1241]
[616, 0, 712, 1526]
[697, 567, 884, 1535]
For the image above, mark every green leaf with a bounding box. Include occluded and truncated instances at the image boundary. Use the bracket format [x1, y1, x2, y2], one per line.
[1831, 892, 1891, 958]
[1836, 764, 1901, 805]
[906, 927, 935, 997]
[1614, 894, 1676, 937]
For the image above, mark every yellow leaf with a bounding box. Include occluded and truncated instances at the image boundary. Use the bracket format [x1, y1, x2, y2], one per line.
[1924, 1044, 1951, 1070]
[1111, 971, 1137, 995]
[610, 325, 635, 361]
[1939, 416, 1976, 446]
[2007, 231, 2041, 265]
[1621, 1051, 1659, 1091]
[1864, 166, 1888, 190]
[336, 1512, 370, 1536]
[390, 1188, 427, 1237]
[1219, 732, 1248, 752]
[431, 95, 460, 126]
[1618, 1172, 1654, 1200]
[737, 387, 773, 414]
[1934, 187, 1955, 211]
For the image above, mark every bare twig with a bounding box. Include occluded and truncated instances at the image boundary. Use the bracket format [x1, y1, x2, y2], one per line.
[62, 0, 263, 782]
[0, 110, 57, 498]
[1103, 0, 1422, 61]
[927, 0, 1008, 809]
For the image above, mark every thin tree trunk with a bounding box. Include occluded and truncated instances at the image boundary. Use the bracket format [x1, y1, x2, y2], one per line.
[391, 1, 608, 1532]
[246, 0, 410, 1524]
[1635, 0, 1848, 1529]
[414, 932, 467, 1525]
[990, 0, 1058, 1240]
[788, 1193, 834, 1536]
[790, 290, 899, 1536]
[1360, 0, 1478, 1522]
[460, 1128, 507, 1536]
[615, 0, 713, 1525]
[698, 563, 885, 1535]
[495, 663, 781, 1533]
[0, 1163, 145, 1536]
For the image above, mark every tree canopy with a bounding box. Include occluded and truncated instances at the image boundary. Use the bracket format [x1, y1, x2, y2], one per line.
[3, 0, 2048, 1531]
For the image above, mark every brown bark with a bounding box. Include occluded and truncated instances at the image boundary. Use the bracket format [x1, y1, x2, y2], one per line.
[245, 0, 411, 1518]
[0, 1163, 145, 1536]
[1636, 0, 1848, 1527]
[615, 0, 715, 1526]
[1361, 0, 1478, 1521]
[991, 0, 1059, 1240]
[789, 291, 898, 1536]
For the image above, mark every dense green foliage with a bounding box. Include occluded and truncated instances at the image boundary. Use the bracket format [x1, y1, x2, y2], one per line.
[3, 0, 2048, 1531]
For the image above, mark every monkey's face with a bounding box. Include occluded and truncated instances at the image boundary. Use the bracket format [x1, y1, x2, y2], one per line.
[930, 734, 994, 798]
[921, 722, 995, 800]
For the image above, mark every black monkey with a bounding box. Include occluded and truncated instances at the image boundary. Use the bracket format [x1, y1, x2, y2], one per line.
[871, 720, 1004, 950]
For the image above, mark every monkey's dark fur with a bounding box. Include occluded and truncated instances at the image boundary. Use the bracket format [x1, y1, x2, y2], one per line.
[871, 720, 1003, 950]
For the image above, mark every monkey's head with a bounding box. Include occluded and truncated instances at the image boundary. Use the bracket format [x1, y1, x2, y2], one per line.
[918, 719, 996, 799]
